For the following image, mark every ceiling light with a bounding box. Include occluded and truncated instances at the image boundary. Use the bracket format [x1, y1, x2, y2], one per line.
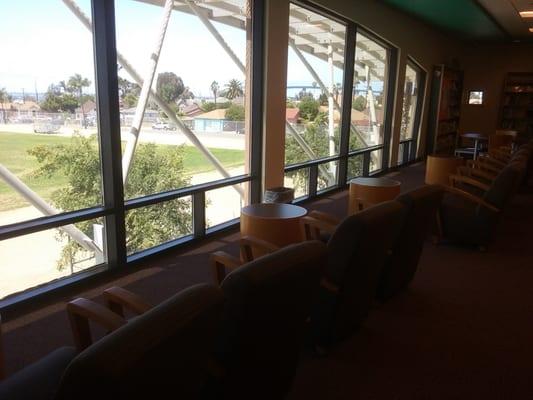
[519, 11, 533, 17]
[530, 28, 533, 33]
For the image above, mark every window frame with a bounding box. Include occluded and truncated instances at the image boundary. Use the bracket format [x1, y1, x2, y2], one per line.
[284, 1, 398, 200]
[398, 57, 426, 165]
[0, 0, 265, 311]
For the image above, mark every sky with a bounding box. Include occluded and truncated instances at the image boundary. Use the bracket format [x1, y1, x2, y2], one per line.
[0, 0, 350, 98]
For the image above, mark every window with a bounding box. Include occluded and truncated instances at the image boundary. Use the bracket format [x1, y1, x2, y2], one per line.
[350, 31, 390, 150]
[0, 0, 261, 303]
[468, 90, 484, 105]
[398, 60, 424, 165]
[115, 0, 252, 255]
[0, 0, 106, 298]
[400, 62, 422, 140]
[284, 3, 346, 194]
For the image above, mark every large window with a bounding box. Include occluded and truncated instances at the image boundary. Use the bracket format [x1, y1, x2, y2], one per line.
[282, 3, 395, 196]
[350, 32, 390, 150]
[114, 0, 253, 256]
[400, 62, 422, 140]
[284, 3, 346, 195]
[0, 0, 260, 303]
[0, 0, 106, 299]
[399, 60, 424, 164]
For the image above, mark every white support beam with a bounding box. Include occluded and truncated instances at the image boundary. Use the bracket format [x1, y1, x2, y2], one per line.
[0, 164, 102, 255]
[122, 0, 173, 183]
[184, 0, 246, 73]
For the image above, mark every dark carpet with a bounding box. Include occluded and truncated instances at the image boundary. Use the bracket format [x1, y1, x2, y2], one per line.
[3, 162, 533, 399]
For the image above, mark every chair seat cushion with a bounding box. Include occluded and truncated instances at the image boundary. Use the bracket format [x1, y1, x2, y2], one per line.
[0, 346, 77, 400]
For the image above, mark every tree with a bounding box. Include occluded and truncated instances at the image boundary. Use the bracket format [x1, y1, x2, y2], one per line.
[225, 79, 243, 100]
[28, 136, 191, 268]
[352, 95, 367, 112]
[225, 104, 245, 121]
[156, 72, 193, 107]
[298, 96, 320, 121]
[40, 84, 78, 113]
[0, 87, 9, 123]
[67, 74, 91, 128]
[210, 81, 219, 106]
[118, 76, 140, 107]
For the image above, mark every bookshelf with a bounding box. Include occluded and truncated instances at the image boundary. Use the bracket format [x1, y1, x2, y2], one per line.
[499, 72, 533, 142]
[427, 65, 463, 155]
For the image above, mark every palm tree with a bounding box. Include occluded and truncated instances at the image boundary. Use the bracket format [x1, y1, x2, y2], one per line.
[0, 87, 9, 124]
[225, 79, 243, 100]
[67, 74, 91, 128]
[210, 81, 219, 106]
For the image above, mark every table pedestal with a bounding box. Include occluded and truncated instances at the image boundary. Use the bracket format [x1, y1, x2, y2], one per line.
[425, 155, 464, 186]
[348, 177, 401, 214]
[240, 203, 307, 248]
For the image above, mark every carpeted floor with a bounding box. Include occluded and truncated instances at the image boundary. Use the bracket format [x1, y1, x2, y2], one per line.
[3, 162, 533, 399]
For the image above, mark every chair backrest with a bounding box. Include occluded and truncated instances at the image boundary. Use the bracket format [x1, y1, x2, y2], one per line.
[377, 185, 444, 301]
[478, 162, 522, 219]
[216, 241, 326, 398]
[56, 284, 223, 400]
[495, 130, 518, 138]
[319, 200, 406, 342]
[489, 133, 514, 153]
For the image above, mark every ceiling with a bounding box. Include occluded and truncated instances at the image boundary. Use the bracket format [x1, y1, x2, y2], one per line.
[382, 0, 533, 42]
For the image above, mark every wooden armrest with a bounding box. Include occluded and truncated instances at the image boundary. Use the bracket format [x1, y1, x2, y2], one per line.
[478, 155, 506, 169]
[210, 251, 243, 285]
[308, 210, 341, 226]
[103, 287, 152, 317]
[300, 216, 337, 241]
[472, 158, 503, 174]
[239, 235, 279, 262]
[443, 186, 500, 213]
[449, 174, 491, 193]
[67, 297, 126, 351]
[457, 166, 496, 182]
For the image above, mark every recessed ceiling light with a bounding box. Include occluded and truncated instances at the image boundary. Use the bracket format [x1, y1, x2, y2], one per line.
[519, 10, 533, 17]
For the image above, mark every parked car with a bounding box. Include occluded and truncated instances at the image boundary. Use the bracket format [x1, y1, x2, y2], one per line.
[33, 119, 62, 134]
[152, 121, 177, 131]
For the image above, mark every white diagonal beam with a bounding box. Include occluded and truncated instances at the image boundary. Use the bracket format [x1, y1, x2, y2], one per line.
[0, 164, 103, 255]
[122, 0, 173, 183]
[185, 0, 333, 182]
[62, 0, 244, 197]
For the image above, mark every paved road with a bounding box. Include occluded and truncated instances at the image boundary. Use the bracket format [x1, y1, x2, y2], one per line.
[0, 123, 246, 150]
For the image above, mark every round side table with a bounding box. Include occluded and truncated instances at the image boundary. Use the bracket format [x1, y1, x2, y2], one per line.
[240, 203, 308, 248]
[348, 177, 401, 214]
[425, 155, 464, 187]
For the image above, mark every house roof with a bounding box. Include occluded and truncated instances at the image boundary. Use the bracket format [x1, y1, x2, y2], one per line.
[286, 108, 300, 120]
[76, 100, 96, 114]
[194, 108, 227, 120]
[3, 101, 41, 111]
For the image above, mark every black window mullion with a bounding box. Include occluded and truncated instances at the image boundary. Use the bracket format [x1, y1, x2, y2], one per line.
[381, 45, 398, 170]
[338, 23, 356, 187]
[250, 0, 264, 204]
[91, 0, 126, 269]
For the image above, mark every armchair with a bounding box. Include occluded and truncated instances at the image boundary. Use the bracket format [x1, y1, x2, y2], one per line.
[210, 236, 280, 285]
[437, 162, 522, 248]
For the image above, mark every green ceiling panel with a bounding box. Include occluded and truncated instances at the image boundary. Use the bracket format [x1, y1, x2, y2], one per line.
[383, 0, 506, 40]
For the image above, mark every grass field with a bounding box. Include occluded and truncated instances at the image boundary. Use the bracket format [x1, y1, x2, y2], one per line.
[0, 132, 244, 211]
